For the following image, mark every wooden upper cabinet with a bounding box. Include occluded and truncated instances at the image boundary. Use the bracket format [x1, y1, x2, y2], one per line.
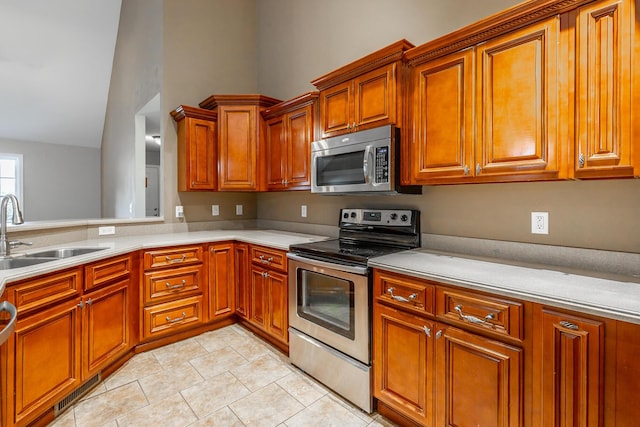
[573, 0, 639, 178]
[475, 15, 562, 181]
[170, 105, 217, 191]
[312, 39, 414, 138]
[199, 94, 281, 191]
[262, 92, 318, 191]
[407, 48, 475, 184]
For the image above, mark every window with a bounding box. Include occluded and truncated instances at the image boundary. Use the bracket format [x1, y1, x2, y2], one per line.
[0, 154, 23, 219]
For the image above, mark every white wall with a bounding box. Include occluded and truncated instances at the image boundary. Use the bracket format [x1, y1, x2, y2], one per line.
[0, 138, 100, 220]
[102, 0, 163, 218]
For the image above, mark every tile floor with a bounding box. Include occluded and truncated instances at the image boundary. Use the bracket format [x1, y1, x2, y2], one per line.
[48, 324, 398, 427]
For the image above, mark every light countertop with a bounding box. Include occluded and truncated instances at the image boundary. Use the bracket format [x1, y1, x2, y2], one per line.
[0, 229, 327, 295]
[369, 248, 640, 325]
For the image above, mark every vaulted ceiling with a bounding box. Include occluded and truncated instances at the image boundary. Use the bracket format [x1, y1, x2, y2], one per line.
[0, 0, 122, 148]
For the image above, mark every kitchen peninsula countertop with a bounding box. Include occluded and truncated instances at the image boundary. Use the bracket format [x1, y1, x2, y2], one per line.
[0, 229, 327, 295]
[369, 248, 640, 325]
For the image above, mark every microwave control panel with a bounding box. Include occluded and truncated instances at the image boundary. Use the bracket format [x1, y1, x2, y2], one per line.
[374, 147, 389, 183]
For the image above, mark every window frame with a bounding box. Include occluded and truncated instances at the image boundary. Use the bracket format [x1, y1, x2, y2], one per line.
[0, 153, 24, 208]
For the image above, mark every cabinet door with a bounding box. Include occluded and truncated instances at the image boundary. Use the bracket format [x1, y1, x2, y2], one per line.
[218, 105, 259, 190]
[574, 0, 636, 178]
[177, 117, 217, 191]
[235, 243, 250, 319]
[373, 304, 434, 427]
[249, 266, 267, 330]
[353, 63, 397, 132]
[265, 116, 287, 190]
[11, 300, 81, 427]
[286, 104, 314, 189]
[83, 279, 130, 379]
[435, 325, 523, 427]
[266, 269, 288, 344]
[537, 308, 603, 427]
[319, 80, 352, 137]
[208, 243, 235, 320]
[476, 16, 561, 181]
[410, 49, 475, 184]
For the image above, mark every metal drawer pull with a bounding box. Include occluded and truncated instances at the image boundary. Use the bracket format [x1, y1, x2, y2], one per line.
[454, 304, 497, 328]
[559, 320, 580, 331]
[259, 255, 274, 264]
[166, 312, 187, 323]
[166, 254, 186, 263]
[387, 287, 417, 303]
[165, 280, 187, 290]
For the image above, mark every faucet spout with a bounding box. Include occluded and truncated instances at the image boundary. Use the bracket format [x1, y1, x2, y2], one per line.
[0, 194, 25, 258]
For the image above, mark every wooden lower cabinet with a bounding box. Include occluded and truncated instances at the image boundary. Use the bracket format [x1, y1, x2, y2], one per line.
[10, 299, 82, 427]
[207, 242, 235, 320]
[534, 307, 604, 427]
[234, 243, 250, 319]
[374, 303, 522, 427]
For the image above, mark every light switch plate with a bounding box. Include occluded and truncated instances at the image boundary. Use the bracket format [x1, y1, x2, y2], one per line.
[212, 205, 219, 216]
[235, 205, 243, 216]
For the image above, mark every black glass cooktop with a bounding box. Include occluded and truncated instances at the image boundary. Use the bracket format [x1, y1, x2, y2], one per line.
[289, 238, 410, 266]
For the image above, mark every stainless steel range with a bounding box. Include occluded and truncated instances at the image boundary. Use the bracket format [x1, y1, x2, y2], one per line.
[287, 208, 420, 413]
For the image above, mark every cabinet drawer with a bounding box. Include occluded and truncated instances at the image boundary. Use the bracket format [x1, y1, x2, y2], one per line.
[9, 269, 82, 315]
[142, 296, 203, 338]
[374, 270, 435, 315]
[85, 254, 132, 291]
[436, 287, 523, 340]
[250, 245, 287, 272]
[143, 246, 203, 270]
[143, 266, 203, 305]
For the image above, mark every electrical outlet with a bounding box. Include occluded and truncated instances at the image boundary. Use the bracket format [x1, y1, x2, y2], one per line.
[175, 205, 184, 218]
[98, 226, 115, 236]
[301, 205, 307, 218]
[235, 204, 243, 216]
[531, 212, 549, 234]
[212, 205, 219, 216]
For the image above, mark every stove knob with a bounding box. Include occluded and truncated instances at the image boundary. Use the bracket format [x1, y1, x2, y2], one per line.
[350, 212, 357, 219]
[389, 213, 398, 221]
[343, 212, 349, 219]
[401, 214, 409, 222]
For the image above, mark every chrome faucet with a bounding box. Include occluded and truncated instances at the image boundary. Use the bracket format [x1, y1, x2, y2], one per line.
[0, 194, 28, 259]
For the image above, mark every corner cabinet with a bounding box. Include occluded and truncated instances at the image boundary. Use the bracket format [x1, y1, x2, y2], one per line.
[262, 92, 319, 191]
[311, 39, 414, 138]
[207, 242, 235, 321]
[170, 105, 218, 191]
[199, 94, 281, 191]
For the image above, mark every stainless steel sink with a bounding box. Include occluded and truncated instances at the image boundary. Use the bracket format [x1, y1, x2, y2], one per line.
[28, 247, 107, 259]
[0, 257, 60, 270]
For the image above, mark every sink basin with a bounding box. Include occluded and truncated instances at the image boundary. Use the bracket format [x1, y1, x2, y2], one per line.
[28, 247, 107, 259]
[0, 257, 60, 270]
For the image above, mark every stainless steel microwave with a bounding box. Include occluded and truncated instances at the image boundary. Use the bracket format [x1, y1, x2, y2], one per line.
[310, 125, 421, 195]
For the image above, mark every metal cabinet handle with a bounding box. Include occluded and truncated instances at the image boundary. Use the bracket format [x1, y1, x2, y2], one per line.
[387, 287, 417, 304]
[463, 165, 470, 176]
[86, 298, 92, 306]
[166, 254, 186, 263]
[0, 301, 17, 344]
[476, 163, 482, 175]
[261, 271, 269, 278]
[578, 153, 585, 168]
[435, 329, 443, 339]
[559, 320, 580, 331]
[346, 123, 351, 130]
[165, 279, 186, 290]
[166, 312, 187, 323]
[423, 326, 431, 337]
[259, 255, 273, 264]
[78, 300, 85, 309]
[454, 304, 497, 328]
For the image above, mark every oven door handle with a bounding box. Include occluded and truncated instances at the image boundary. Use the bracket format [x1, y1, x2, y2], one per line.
[287, 253, 368, 275]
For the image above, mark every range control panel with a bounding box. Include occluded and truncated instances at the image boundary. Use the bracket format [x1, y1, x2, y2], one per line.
[340, 208, 415, 226]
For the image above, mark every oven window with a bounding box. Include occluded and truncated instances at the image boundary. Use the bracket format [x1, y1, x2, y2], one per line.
[316, 151, 365, 186]
[297, 269, 355, 340]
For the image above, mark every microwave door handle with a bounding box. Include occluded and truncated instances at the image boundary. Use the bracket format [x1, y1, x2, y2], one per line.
[363, 146, 373, 184]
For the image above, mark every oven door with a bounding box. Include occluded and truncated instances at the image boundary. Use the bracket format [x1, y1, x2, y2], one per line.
[287, 253, 370, 364]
